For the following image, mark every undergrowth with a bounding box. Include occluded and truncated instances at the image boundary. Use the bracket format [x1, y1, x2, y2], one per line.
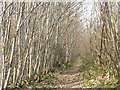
[80, 56, 119, 88]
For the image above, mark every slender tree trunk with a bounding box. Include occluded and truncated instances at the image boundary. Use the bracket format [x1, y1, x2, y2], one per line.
[0, 3, 3, 89]
[118, 1, 120, 78]
[118, 2, 120, 61]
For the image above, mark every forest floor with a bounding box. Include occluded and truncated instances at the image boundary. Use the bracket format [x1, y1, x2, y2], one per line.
[35, 56, 84, 88]
[18, 56, 119, 89]
[33, 56, 119, 89]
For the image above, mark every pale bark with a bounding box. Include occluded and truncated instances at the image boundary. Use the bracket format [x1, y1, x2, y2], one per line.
[4, 37, 15, 88]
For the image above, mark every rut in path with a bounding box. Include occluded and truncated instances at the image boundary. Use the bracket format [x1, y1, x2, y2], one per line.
[51, 57, 83, 88]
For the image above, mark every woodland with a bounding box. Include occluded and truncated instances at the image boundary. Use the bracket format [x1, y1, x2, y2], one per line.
[0, 1, 120, 89]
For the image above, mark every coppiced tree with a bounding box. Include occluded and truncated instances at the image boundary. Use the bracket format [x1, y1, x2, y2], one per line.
[0, 1, 83, 89]
[82, 2, 120, 80]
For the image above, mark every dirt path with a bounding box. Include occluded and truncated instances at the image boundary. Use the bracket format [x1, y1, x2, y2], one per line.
[35, 56, 84, 88]
[52, 57, 83, 88]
